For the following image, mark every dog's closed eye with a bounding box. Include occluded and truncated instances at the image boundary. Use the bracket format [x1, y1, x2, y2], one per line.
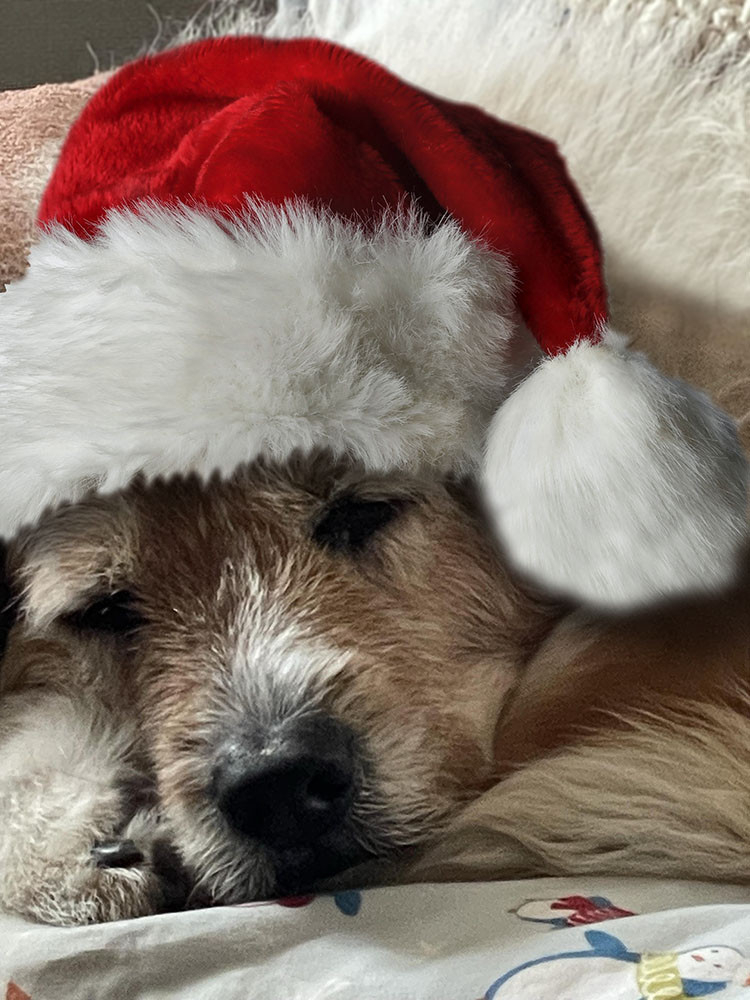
[64, 590, 145, 635]
[313, 495, 406, 554]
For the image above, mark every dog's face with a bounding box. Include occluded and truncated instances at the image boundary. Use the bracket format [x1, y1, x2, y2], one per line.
[1, 454, 554, 904]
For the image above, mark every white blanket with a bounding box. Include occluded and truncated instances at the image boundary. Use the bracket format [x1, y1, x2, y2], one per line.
[2, 878, 750, 999]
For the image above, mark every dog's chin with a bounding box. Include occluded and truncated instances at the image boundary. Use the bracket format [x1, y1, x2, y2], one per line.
[271, 841, 377, 898]
[179, 825, 379, 907]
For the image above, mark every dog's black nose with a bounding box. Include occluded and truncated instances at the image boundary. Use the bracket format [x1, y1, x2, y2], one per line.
[213, 714, 357, 848]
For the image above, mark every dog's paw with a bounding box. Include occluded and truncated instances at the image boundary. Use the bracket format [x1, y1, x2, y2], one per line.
[31, 821, 188, 925]
[0, 789, 189, 926]
[46, 847, 167, 925]
[91, 837, 145, 868]
[90, 809, 191, 918]
[0, 696, 190, 925]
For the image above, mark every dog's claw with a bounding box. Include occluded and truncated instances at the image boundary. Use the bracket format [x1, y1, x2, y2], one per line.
[91, 839, 144, 868]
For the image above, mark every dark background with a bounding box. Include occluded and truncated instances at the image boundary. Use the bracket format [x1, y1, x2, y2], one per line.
[0, 0, 214, 90]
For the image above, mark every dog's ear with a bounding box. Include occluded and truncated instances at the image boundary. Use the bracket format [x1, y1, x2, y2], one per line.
[0, 539, 18, 663]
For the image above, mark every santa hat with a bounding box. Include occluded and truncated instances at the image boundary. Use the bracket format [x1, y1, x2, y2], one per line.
[0, 36, 746, 609]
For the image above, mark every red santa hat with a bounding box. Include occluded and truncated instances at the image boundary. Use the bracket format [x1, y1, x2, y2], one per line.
[0, 36, 746, 608]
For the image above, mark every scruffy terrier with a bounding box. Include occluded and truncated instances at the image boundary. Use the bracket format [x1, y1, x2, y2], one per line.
[2, 453, 748, 926]
[0, 454, 558, 925]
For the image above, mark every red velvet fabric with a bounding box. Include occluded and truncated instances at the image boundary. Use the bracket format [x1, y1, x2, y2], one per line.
[38, 36, 608, 355]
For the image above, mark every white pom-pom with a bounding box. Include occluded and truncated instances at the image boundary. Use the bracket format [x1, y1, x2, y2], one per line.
[482, 329, 748, 609]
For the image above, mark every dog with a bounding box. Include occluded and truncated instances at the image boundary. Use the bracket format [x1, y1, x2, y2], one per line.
[2, 448, 748, 926]
[0, 452, 560, 925]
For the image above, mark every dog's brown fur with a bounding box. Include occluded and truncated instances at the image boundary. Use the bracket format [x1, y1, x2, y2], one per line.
[495, 562, 750, 771]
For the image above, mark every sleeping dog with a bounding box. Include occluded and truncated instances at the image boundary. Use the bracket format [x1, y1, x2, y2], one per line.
[0, 454, 558, 924]
[1, 452, 747, 925]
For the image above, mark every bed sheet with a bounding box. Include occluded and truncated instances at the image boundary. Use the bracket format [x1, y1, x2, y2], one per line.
[2, 877, 750, 999]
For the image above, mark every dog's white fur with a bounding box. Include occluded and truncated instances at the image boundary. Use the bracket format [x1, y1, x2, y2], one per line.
[0, 691, 162, 925]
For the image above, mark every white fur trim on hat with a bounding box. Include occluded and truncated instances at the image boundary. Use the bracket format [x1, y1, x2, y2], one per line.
[482, 328, 749, 610]
[0, 201, 517, 537]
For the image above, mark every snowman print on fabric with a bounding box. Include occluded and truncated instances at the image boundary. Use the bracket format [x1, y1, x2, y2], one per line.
[484, 930, 750, 999]
[512, 895, 636, 928]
